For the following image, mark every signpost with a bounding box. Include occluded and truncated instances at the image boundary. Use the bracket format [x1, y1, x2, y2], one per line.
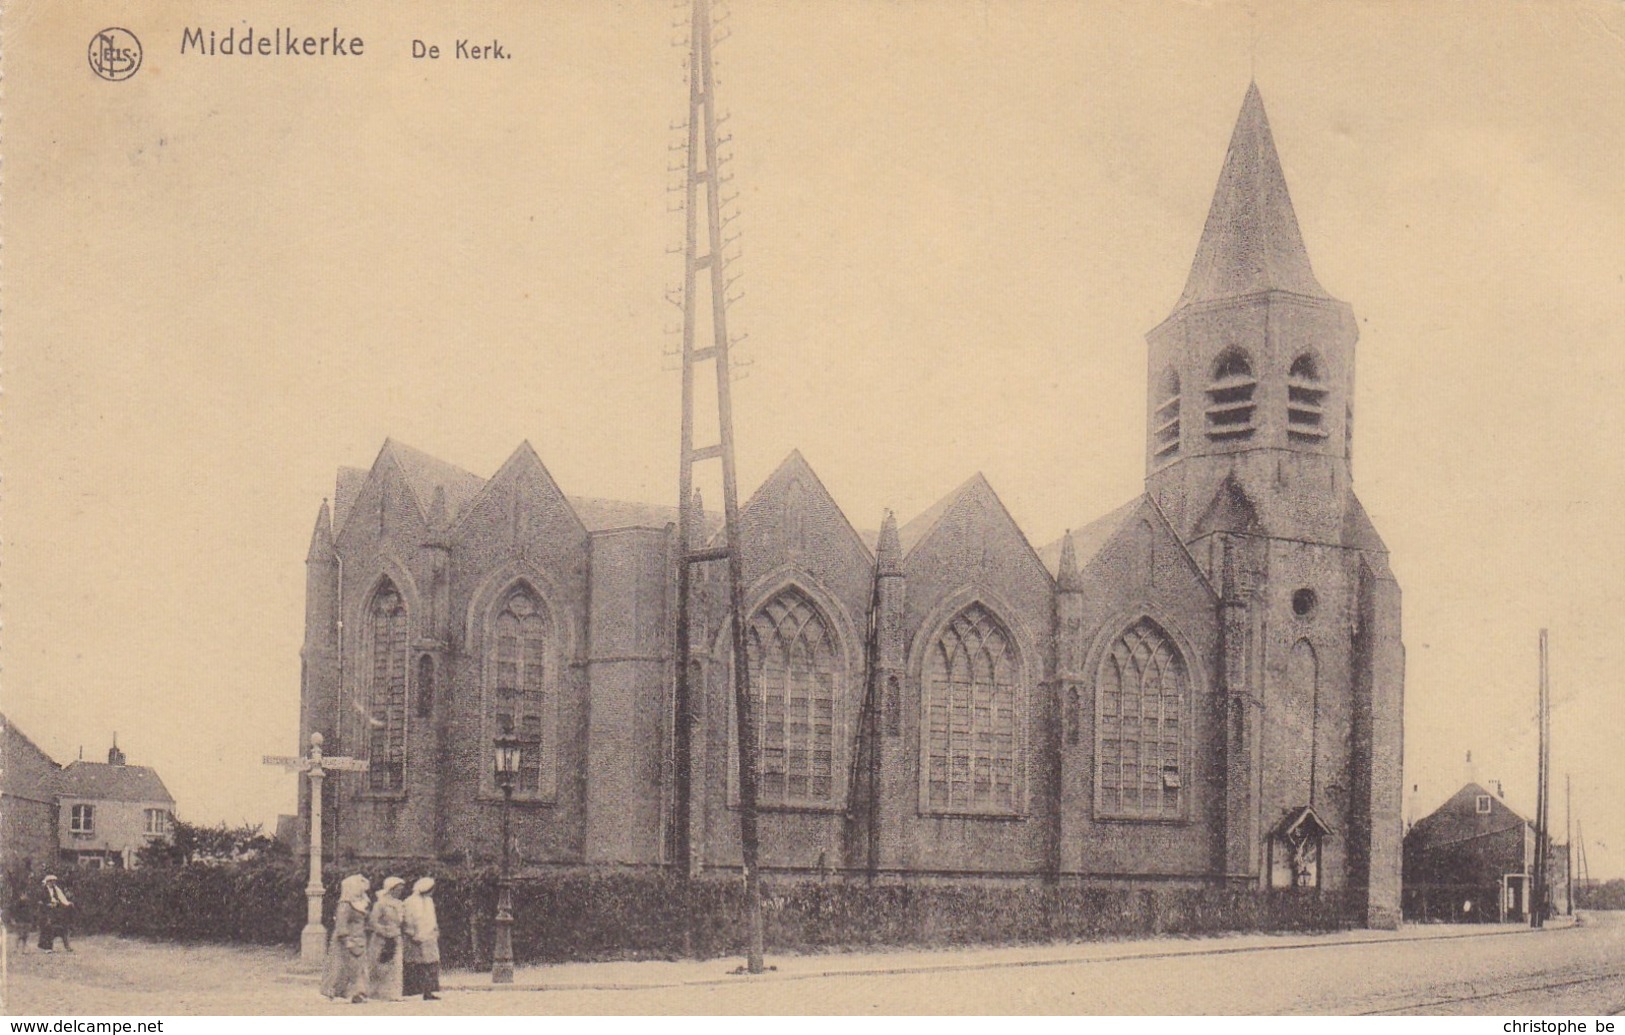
[263, 732, 367, 964]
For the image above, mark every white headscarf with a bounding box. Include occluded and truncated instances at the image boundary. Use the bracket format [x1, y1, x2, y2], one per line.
[43, 876, 70, 908]
[339, 873, 370, 912]
[403, 877, 438, 940]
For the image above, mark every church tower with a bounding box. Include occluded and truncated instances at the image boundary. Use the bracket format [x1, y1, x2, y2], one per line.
[1145, 82, 1356, 543]
[1145, 84, 1404, 927]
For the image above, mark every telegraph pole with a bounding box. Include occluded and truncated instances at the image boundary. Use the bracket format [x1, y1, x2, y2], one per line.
[1564, 773, 1573, 916]
[670, 0, 764, 974]
[1531, 629, 1550, 928]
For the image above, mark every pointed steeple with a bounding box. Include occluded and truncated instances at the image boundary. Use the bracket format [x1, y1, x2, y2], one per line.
[306, 499, 334, 563]
[1056, 530, 1082, 592]
[876, 510, 902, 577]
[1177, 83, 1330, 308]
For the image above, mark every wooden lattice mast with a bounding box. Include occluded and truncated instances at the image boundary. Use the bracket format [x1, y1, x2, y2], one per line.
[671, 0, 765, 974]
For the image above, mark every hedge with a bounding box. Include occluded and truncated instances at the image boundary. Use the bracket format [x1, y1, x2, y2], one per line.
[51, 862, 1353, 966]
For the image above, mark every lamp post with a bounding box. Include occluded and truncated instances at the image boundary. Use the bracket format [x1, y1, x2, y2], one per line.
[492, 731, 521, 984]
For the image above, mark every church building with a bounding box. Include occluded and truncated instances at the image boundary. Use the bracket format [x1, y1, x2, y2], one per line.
[298, 84, 1405, 927]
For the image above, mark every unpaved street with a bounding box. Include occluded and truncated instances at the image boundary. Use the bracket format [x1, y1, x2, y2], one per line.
[5, 913, 1623, 1015]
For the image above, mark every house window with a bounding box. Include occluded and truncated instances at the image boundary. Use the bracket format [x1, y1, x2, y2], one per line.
[70, 804, 94, 833]
[748, 587, 839, 805]
[144, 808, 169, 836]
[1287, 353, 1329, 443]
[1097, 618, 1188, 820]
[1205, 348, 1257, 441]
[489, 586, 547, 797]
[923, 604, 1023, 815]
[1476, 795, 1492, 814]
[1153, 367, 1181, 462]
[368, 581, 409, 793]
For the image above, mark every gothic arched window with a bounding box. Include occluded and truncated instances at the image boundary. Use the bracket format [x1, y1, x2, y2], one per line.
[367, 581, 409, 793]
[1206, 348, 1257, 441]
[1292, 638, 1321, 803]
[923, 604, 1023, 815]
[1153, 367, 1181, 462]
[1096, 618, 1189, 820]
[1288, 352, 1329, 443]
[748, 588, 839, 805]
[489, 586, 547, 795]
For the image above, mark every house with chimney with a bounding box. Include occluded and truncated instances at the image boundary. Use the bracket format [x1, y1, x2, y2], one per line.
[53, 739, 177, 870]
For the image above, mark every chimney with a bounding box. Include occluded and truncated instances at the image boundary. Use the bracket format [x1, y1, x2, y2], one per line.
[108, 733, 126, 766]
[1464, 750, 1476, 786]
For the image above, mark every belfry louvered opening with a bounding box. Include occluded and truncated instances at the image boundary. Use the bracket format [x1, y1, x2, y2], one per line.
[1205, 349, 1257, 441]
[1288, 353, 1329, 442]
[1154, 367, 1181, 462]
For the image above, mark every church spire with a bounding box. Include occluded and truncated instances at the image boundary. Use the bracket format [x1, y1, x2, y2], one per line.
[1176, 82, 1330, 308]
[1056, 530, 1082, 592]
[875, 509, 902, 577]
[306, 499, 333, 564]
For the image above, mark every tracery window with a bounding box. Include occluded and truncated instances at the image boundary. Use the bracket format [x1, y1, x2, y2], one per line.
[1153, 367, 1181, 462]
[1287, 353, 1329, 443]
[490, 586, 546, 795]
[368, 582, 409, 793]
[1205, 348, 1257, 441]
[747, 588, 839, 805]
[923, 604, 1022, 815]
[1096, 618, 1188, 820]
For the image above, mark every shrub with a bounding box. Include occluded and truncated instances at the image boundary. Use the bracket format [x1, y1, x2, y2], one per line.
[56, 863, 1353, 964]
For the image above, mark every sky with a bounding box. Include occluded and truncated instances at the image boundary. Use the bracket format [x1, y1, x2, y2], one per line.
[3, 1, 1623, 878]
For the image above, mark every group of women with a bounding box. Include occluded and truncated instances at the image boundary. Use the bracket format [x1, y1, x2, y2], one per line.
[320, 874, 441, 1004]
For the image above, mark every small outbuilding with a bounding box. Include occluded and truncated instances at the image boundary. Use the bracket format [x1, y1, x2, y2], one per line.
[1403, 782, 1569, 922]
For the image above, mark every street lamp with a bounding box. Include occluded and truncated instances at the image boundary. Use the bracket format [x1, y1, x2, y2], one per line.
[492, 730, 522, 984]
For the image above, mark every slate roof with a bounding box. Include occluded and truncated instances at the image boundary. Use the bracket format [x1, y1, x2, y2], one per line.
[896, 474, 988, 558]
[386, 439, 487, 525]
[1177, 82, 1332, 309]
[54, 760, 175, 805]
[1036, 496, 1143, 579]
[1, 714, 62, 801]
[569, 495, 723, 537]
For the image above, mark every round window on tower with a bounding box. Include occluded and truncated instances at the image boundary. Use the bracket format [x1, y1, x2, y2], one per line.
[1292, 589, 1318, 618]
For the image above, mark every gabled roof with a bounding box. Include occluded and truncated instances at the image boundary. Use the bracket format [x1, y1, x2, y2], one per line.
[1407, 782, 1533, 848]
[1176, 82, 1332, 310]
[454, 440, 589, 539]
[1195, 475, 1265, 538]
[727, 449, 874, 562]
[894, 472, 1050, 584]
[896, 474, 987, 558]
[332, 467, 369, 532]
[55, 760, 174, 805]
[1036, 496, 1142, 578]
[1, 714, 62, 800]
[1271, 804, 1335, 840]
[385, 439, 487, 527]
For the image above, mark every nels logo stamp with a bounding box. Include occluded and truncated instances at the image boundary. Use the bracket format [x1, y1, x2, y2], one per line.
[89, 27, 142, 81]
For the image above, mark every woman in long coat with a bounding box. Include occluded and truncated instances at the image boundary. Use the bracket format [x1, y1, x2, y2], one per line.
[400, 877, 441, 1001]
[319, 874, 371, 1003]
[366, 876, 406, 1001]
